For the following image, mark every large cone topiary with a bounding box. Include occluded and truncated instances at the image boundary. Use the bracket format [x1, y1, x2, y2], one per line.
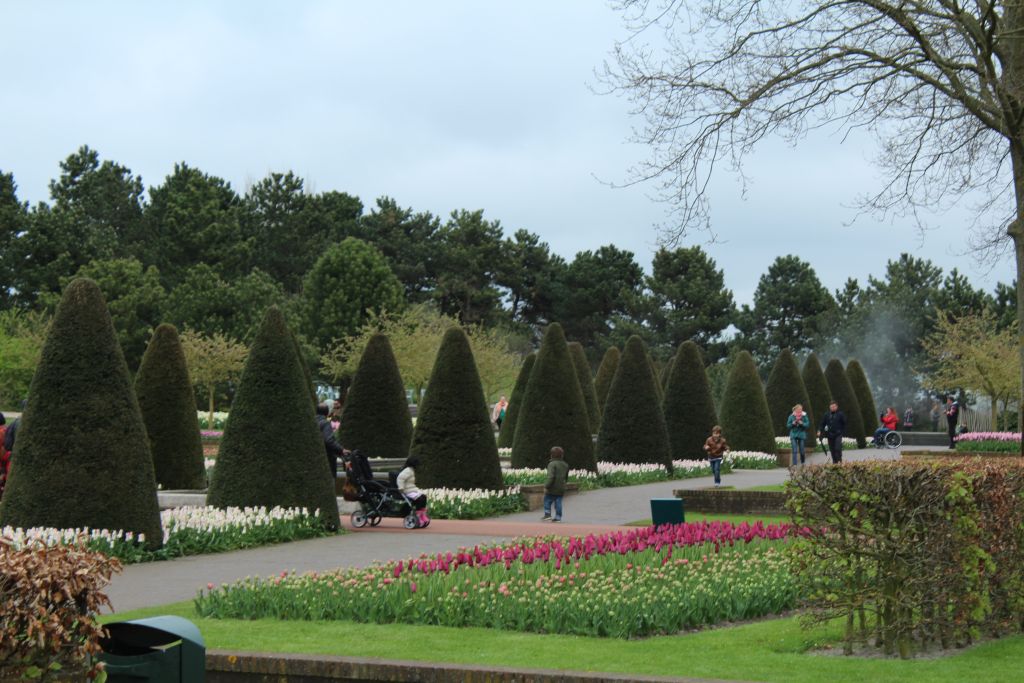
[0, 278, 163, 548]
[596, 336, 671, 468]
[135, 323, 206, 490]
[337, 333, 412, 460]
[764, 349, 812, 437]
[801, 353, 832, 437]
[207, 306, 339, 529]
[593, 346, 620, 411]
[497, 352, 535, 448]
[718, 350, 776, 454]
[410, 327, 504, 490]
[568, 342, 601, 434]
[846, 359, 878, 439]
[825, 358, 866, 448]
[663, 341, 718, 460]
[511, 323, 596, 471]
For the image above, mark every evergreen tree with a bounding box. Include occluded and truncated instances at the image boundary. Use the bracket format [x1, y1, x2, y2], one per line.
[497, 352, 535, 448]
[134, 323, 206, 490]
[664, 341, 718, 460]
[764, 349, 812, 436]
[207, 306, 339, 529]
[0, 279, 163, 548]
[337, 333, 412, 460]
[511, 323, 596, 471]
[660, 354, 676, 391]
[409, 327, 504, 489]
[824, 358, 867, 447]
[801, 353, 832, 436]
[846, 359, 879, 437]
[718, 350, 776, 454]
[648, 353, 665, 402]
[568, 342, 601, 434]
[593, 346, 620, 410]
[596, 336, 672, 468]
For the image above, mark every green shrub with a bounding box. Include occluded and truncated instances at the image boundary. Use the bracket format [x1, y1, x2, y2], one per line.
[764, 349, 812, 437]
[718, 350, 776, 454]
[337, 333, 412, 460]
[568, 342, 601, 434]
[660, 354, 675, 391]
[207, 306, 339, 529]
[593, 346, 620, 412]
[663, 341, 718, 460]
[0, 279, 163, 548]
[596, 336, 671, 468]
[801, 353, 832, 436]
[135, 323, 206, 490]
[824, 358, 866, 447]
[846, 359, 877, 438]
[410, 327, 504, 490]
[497, 353, 535, 448]
[511, 323, 595, 471]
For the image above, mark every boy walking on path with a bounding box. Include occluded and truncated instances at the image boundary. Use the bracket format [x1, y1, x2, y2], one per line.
[542, 446, 569, 522]
[702, 426, 729, 487]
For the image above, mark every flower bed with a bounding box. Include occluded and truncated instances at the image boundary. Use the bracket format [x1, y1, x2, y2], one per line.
[1, 506, 334, 564]
[194, 521, 800, 638]
[724, 451, 778, 469]
[423, 486, 527, 519]
[503, 460, 732, 489]
[198, 411, 230, 430]
[775, 436, 856, 449]
[955, 431, 1021, 453]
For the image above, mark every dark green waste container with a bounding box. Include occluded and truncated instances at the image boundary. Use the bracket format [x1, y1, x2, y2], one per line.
[99, 615, 205, 682]
[650, 498, 685, 526]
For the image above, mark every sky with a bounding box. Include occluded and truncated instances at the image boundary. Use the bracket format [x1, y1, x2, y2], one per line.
[0, 1, 1015, 305]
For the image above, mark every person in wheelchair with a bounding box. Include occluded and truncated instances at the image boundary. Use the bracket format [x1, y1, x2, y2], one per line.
[872, 406, 899, 447]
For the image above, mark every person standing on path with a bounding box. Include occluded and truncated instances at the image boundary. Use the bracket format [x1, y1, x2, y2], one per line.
[786, 404, 810, 467]
[702, 426, 729, 487]
[945, 396, 960, 449]
[542, 446, 569, 522]
[818, 401, 847, 464]
[316, 403, 345, 479]
[491, 395, 509, 430]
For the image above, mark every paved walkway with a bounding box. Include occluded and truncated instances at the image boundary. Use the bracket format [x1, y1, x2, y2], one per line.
[103, 444, 924, 613]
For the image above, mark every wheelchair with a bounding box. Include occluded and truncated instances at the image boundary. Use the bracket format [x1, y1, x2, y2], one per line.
[871, 429, 902, 449]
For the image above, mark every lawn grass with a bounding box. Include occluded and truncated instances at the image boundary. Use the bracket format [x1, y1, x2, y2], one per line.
[103, 601, 1024, 683]
[749, 483, 787, 492]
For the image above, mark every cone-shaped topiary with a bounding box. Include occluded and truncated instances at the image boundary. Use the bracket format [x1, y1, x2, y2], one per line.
[593, 346, 620, 411]
[647, 354, 665, 402]
[824, 358, 866, 448]
[410, 327, 504, 490]
[497, 352, 535, 448]
[596, 336, 672, 468]
[511, 323, 596, 471]
[568, 342, 601, 434]
[801, 353, 832, 436]
[718, 350, 776, 454]
[846, 359, 878, 438]
[207, 306, 339, 529]
[337, 333, 412, 460]
[764, 349, 812, 437]
[290, 330, 318, 406]
[663, 341, 718, 460]
[0, 278, 163, 548]
[660, 355, 676, 392]
[134, 323, 206, 490]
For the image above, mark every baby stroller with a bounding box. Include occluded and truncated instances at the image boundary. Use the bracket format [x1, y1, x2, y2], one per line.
[342, 450, 423, 529]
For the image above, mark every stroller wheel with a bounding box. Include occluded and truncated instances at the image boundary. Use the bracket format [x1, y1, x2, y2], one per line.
[369, 512, 382, 527]
[403, 513, 419, 529]
[351, 511, 369, 528]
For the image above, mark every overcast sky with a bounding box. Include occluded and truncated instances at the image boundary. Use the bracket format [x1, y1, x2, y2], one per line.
[1, 1, 1015, 305]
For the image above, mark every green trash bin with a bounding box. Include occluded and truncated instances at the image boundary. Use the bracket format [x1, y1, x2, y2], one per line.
[99, 615, 205, 682]
[650, 498, 685, 526]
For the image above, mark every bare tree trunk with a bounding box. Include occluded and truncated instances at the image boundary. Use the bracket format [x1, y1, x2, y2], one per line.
[1007, 156, 1024, 454]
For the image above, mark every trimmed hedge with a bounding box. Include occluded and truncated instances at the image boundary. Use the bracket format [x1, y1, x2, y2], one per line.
[593, 346, 620, 412]
[135, 323, 206, 490]
[595, 336, 671, 468]
[497, 352, 535, 448]
[410, 327, 504, 490]
[0, 278, 163, 548]
[846, 359, 878, 438]
[511, 323, 596, 471]
[207, 306, 339, 529]
[824, 358, 866, 448]
[568, 342, 601, 434]
[718, 350, 776, 455]
[801, 353, 832, 436]
[663, 341, 718, 460]
[764, 349, 812, 437]
[337, 333, 412, 460]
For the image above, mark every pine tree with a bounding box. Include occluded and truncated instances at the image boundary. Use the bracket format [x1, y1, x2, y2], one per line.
[824, 358, 866, 448]
[664, 341, 718, 460]
[718, 350, 776, 454]
[135, 323, 206, 490]
[511, 323, 596, 471]
[409, 327, 504, 490]
[568, 342, 601, 434]
[801, 353, 832, 436]
[497, 353, 535, 448]
[337, 333, 412, 460]
[207, 306, 339, 529]
[846, 359, 879, 438]
[764, 349, 812, 437]
[593, 346, 620, 411]
[596, 336, 672, 468]
[0, 279, 163, 548]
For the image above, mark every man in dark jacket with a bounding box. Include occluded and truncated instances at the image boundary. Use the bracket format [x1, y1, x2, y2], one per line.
[818, 401, 847, 464]
[316, 403, 345, 479]
[542, 446, 569, 522]
[945, 396, 960, 449]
